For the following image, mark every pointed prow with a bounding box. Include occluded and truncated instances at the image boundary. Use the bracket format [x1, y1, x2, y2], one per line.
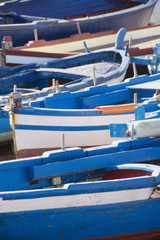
[115, 28, 127, 50]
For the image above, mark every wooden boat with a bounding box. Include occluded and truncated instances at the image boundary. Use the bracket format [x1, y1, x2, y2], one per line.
[1, 65, 160, 108]
[1, 24, 160, 82]
[0, 56, 158, 148]
[0, 28, 130, 93]
[0, 36, 78, 66]
[15, 24, 160, 55]
[1, 131, 160, 189]
[0, 133, 160, 238]
[10, 71, 160, 158]
[1, 161, 160, 240]
[0, 26, 157, 67]
[0, 0, 157, 47]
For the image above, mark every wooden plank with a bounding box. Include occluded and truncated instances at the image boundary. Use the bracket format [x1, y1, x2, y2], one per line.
[28, 146, 160, 180]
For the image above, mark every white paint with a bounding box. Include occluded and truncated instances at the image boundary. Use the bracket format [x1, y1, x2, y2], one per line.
[0, 187, 157, 213]
[14, 113, 134, 151]
[15, 113, 134, 127]
[16, 129, 114, 150]
[6, 55, 56, 65]
[24, 25, 160, 53]
[129, 118, 160, 138]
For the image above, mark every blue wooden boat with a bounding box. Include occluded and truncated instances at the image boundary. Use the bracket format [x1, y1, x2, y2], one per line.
[0, 132, 160, 238]
[1, 68, 160, 107]
[0, 0, 157, 47]
[9, 71, 160, 158]
[0, 28, 130, 93]
[1, 128, 160, 190]
[0, 69, 158, 146]
[1, 164, 160, 240]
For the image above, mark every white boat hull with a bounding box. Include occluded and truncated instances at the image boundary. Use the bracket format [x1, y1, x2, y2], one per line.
[13, 111, 135, 158]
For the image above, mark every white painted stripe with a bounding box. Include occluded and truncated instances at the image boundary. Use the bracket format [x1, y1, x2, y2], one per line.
[14, 111, 152, 151]
[15, 113, 134, 127]
[15, 129, 114, 150]
[0, 187, 158, 213]
[14, 113, 133, 151]
[6, 55, 56, 65]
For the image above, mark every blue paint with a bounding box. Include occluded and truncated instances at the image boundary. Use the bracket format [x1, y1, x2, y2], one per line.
[28, 147, 160, 181]
[1, 163, 159, 199]
[135, 105, 145, 121]
[0, 163, 160, 239]
[15, 124, 110, 131]
[125, 43, 129, 56]
[110, 123, 128, 138]
[15, 107, 102, 116]
[0, 198, 160, 240]
[0, 136, 160, 191]
[83, 41, 90, 53]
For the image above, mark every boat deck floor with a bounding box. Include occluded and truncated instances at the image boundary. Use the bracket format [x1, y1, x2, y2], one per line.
[127, 80, 160, 90]
[36, 61, 120, 78]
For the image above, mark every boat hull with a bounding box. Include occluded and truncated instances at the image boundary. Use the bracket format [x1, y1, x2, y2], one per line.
[13, 110, 135, 158]
[14, 106, 156, 158]
[0, 0, 157, 47]
[1, 193, 160, 239]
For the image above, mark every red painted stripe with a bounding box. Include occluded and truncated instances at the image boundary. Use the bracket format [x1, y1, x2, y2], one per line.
[81, 229, 160, 240]
[5, 49, 76, 58]
[129, 47, 154, 57]
[14, 24, 160, 49]
[103, 169, 151, 181]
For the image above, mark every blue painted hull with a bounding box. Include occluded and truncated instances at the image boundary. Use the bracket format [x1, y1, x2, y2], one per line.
[0, 199, 160, 240]
[0, 136, 160, 191]
[0, 0, 143, 19]
[0, 162, 160, 240]
[0, 0, 157, 47]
